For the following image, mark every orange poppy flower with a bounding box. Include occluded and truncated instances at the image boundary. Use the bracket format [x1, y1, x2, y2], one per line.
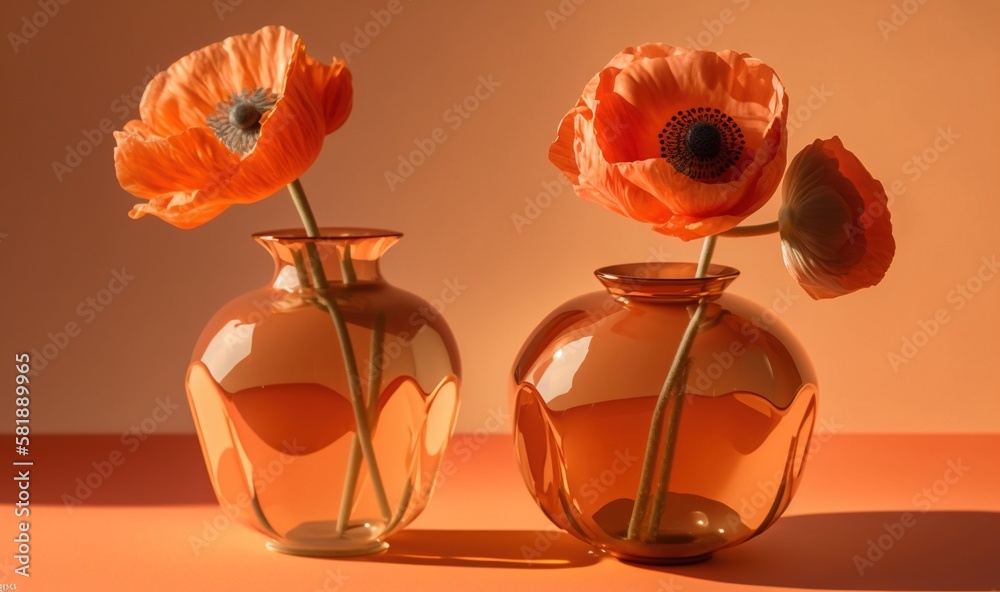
[549, 43, 788, 241]
[779, 137, 895, 299]
[114, 26, 352, 229]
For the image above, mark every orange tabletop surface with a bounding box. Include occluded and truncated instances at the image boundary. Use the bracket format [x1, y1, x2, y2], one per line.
[1, 433, 998, 591]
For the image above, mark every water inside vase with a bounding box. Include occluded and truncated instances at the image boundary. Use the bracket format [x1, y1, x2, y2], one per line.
[513, 382, 816, 557]
[187, 361, 459, 548]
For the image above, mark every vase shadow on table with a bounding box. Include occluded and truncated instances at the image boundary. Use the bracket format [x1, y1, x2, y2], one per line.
[632, 511, 1000, 591]
[358, 529, 601, 569]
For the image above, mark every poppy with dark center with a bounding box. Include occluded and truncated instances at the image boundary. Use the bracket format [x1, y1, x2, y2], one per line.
[549, 43, 788, 241]
[206, 88, 278, 156]
[659, 107, 745, 181]
[114, 26, 352, 229]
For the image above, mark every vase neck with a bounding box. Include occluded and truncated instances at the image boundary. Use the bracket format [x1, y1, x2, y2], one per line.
[595, 262, 740, 302]
[254, 228, 402, 289]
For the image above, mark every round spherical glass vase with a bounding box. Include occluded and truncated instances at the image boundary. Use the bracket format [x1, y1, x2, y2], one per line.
[510, 262, 817, 564]
[186, 228, 461, 557]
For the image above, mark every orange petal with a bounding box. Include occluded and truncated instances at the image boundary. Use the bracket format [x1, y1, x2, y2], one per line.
[114, 126, 241, 199]
[139, 25, 299, 136]
[548, 106, 587, 182]
[573, 115, 674, 225]
[301, 55, 353, 134]
[129, 192, 232, 229]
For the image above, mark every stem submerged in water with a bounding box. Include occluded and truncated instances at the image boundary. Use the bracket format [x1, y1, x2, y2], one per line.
[336, 312, 386, 534]
[626, 235, 718, 541]
[287, 179, 393, 528]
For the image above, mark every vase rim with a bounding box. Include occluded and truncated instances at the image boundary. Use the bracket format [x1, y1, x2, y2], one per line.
[253, 227, 403, 242]
[595, 262, 740, 301]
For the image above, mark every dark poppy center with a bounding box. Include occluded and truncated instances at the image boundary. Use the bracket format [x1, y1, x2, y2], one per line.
[659, 107, 745, 182]
[229, 102, 263, 130]
[206, 87, 278, 156]
[685, 122, 722, 159]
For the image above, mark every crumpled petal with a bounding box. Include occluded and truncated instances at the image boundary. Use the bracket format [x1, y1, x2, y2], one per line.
[114, 25, 353, 228]
[139, 26, 299, 136]
[779, 137, 895, 299]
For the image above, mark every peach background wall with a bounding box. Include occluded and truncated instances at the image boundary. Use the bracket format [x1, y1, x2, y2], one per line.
[1, 0, 997, 435]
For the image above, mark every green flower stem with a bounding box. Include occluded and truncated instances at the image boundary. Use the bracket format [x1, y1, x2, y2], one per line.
[335, 311, 387, 535]
[287, 179, 393, 524]
[288, 178, 322, 237]
[341, 244, 357, 285]
[366, 312, 387, 421]
[644, 359, 693, 541]
[291, 249, 311, 287]
[719, 220, 779, 238]
[290, 178, 358, 285]
[383, 478, 414, 533]
[290, 249, 317, 307]
[626, 234, 718, 541]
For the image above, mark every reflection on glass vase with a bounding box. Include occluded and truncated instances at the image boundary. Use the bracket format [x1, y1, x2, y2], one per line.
[510, 262, 817, 564]
[186, 228, 461, 557]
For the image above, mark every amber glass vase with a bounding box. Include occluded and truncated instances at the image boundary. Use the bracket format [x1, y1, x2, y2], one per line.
[186, 228, 460, 556]
[510, 262, 817, 564]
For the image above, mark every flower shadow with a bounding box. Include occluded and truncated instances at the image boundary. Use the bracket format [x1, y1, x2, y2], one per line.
[634, 511, 1000, 590]
[359, 529, 602, 569]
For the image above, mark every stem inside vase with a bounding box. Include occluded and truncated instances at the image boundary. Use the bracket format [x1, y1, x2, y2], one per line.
[286, 180, 394, 530]
[626, 235, 718, 541]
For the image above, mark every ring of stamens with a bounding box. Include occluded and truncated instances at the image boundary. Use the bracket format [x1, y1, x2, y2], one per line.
[207, 88, 278, 156]
[659, 107, 745, 181]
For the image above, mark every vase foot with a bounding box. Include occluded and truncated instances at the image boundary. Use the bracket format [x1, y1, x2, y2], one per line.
[265, 520, 389, 557]
[610, 551, 713, 566]
[266, 539, 389, 558]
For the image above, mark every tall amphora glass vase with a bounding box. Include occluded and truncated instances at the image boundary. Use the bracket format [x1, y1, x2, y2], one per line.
[186, 228, 461, 556]
[510, 262, 817, 564]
